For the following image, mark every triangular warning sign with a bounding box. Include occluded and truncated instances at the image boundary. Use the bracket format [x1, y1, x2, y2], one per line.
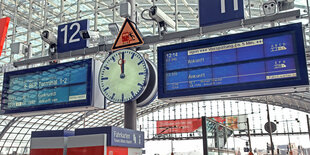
[112, 18, 144, 51]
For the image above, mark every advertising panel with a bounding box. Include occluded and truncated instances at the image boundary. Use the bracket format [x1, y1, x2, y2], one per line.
[156, 116, 247, 135]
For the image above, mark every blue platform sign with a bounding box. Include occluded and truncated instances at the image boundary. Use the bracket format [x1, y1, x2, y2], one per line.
[1, 59, 92, 114]
[57, 19, 89, 53]
[158, 23, 309, 101]
[199, 0, 244, 27]
[75, 126, 144, 148]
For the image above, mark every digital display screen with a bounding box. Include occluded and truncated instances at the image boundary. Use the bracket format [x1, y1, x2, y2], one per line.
[165, 35, 296, 91]
[158, 23, 309, 99]
[1, 59, 92, 113]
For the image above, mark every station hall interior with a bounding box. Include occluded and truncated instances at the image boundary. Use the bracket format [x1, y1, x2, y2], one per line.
[1, 0, 310, 155]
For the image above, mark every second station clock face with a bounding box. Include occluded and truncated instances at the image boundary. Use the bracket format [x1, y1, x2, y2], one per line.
[98, 49, 149, 103]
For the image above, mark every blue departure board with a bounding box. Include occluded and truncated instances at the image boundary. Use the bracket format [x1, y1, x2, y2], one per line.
[158, 23, 309, 100]
[1, 59, 92, 114]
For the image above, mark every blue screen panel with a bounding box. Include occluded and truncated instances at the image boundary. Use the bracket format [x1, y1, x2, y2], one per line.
[188, 68, 212, 88]
[264, 35, 294, 57]
[166, 51, 188, 71]
[238, 61, 266, 82]
[237, 44, 264, 61]
[188, 52, 212, 68]
[70, 66, 87, 84]
[265, 57, 296, 80]
[70, 84, 87, 96]
[213, 65, 238, 85]
[54, 87, 70, 103]
[1, 59, 92, 114]
[23, 90, 37, 107]
[166, 71, 188, 90]
[158, 23, 308, 100]
[212, 49, 237, 65]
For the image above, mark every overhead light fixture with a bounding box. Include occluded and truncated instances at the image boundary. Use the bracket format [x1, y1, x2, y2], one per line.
[108, 23, 119, 37]
[277, 0, 294, 11]
[79, 30, 102, 47]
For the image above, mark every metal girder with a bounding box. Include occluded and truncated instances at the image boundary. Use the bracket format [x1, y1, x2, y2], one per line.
[63, 110, 98, 130]
[13, 10, 301, 67]
[0, 118, 19, 141]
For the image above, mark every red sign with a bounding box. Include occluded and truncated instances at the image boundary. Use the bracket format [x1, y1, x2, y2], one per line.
[112, 18, 144, 51]
[0, 17, 10, 56]
[156, 116, 245, 135]
[156, 118, 202, 134]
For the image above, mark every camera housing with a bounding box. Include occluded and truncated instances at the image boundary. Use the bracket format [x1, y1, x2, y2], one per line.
[40, 30, 57, 45]
[149, 6, 175, 28]
[79, 30, 100, 40]
[263, 0, 278, 16]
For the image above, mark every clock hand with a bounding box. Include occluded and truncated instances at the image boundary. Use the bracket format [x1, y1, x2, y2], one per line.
[118, 53, 125, 78]
[122, 52, 125, 75]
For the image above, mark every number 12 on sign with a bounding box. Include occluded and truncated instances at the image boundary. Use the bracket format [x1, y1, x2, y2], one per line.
[57, 19, 89, 53]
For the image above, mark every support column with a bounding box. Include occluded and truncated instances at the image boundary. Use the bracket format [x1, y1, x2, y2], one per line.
[113, 0, 116, 22]
[202, 116, 208, 155]
[307, 115, 310, 142]
[10, 0, 18, 63]
[124, 0, 137, 130]
[60, 0, 64, 23]
[77, 0, 80, 20]
[247, 118, 253, 154]
[94, 0, 98, 31]
[124, 100, 137, 129]
[41, 0, 48, 56]
[0, 0, 3, 18]
[27, 0, 33, 59]
[266, 97, 274, 155]
[175, 0, 178, 31]
[286, 119, 292, 154]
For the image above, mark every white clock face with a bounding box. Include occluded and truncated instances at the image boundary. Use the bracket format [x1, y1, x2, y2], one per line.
[98, 49, 149, 103]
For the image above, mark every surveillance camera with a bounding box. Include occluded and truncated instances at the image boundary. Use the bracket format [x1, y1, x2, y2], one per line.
[79, 30, 100, 40]
[40, 30, 57, 45]
[149, 6, 175, 28]
[263, 0, 278, 16]
[79, 30, 102, 47]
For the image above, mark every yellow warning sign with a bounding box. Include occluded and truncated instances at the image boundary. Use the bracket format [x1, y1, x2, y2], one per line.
[112, 18, 144, 51]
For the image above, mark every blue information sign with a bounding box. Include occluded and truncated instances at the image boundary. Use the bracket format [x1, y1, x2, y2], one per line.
[158, 23, 309, 100]
[75, 126, 144, 148]
[1, 59, 92, 114]
[199, 0, 244, 27]
[57, 19, 89, 53]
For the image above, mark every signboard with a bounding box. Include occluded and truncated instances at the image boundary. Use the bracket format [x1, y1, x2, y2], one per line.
[57, 19, 89, 53]
[209, 115, 247, 130]
[199, 0, 244, 27]
[75, 126, 144, 148]
[1, 59, 105, 116]
[157, 118, 202, 134]
[0, 17, 10, 56]
[112, 18, 144, 51]
[156, 116, 246, 135]
[158, 23, 309, 102]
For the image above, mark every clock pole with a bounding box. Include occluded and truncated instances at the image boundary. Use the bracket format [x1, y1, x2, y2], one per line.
[124, 0, 137, 130]
[124, 100, 137, 130]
